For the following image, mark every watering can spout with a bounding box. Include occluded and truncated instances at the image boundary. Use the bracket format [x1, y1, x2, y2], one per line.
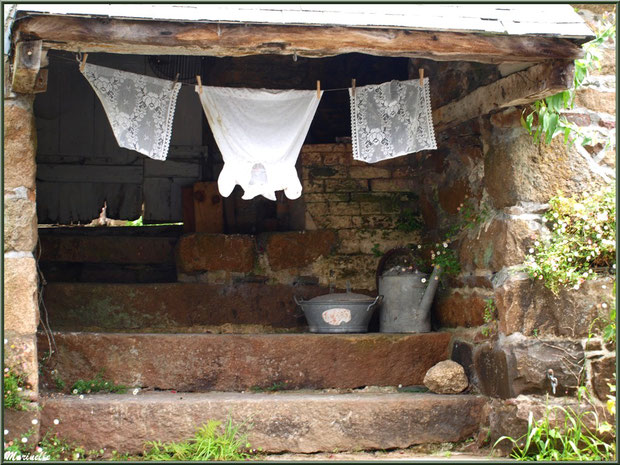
[419, 266, 442, 312]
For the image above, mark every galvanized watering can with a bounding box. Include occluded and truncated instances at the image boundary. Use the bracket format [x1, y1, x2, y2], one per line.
[376, 248, 442, 333]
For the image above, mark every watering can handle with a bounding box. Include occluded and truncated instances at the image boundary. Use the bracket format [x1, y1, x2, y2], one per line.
[366, 295, 383, 312]
[293, 296, 304, 306]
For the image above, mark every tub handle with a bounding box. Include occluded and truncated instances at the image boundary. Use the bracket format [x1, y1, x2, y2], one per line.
[367, 295, 383, 312]
[294, 296, 304, 306]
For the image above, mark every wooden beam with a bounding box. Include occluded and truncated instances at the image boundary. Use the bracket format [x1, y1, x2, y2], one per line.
[432, 59, 575, 131]
[11, 39, 43, 93]
[15, 15, 584, 64]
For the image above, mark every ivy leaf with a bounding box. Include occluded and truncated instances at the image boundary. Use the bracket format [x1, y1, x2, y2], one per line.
[545, 113, 559, 144]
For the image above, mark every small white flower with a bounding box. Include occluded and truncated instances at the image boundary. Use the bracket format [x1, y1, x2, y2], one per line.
[421, 278, 427, 283]
[72, 389, 78, 394]
[31, 419, 38, 425]
[529, 248, 535, 253]
[602, 285, 607, 289]
[534, 241, 540, 246]
[37, 447, 43, 453]
[417, 245, 422, 249]
[79, 394, 84, 399]
[21, 437, 27, 443]
[613, 264, 616, 269]
[132, 388, 139, 396]
[553, 212, 559, 218]
[17, 387, 22, 392]
[568, 257, 573, 262]
[443, 242, 448, 248]
[602, 303, 608, 309]
[3, 339, 7, 345]
[53, 419, 60, 425]
[4, 368, 8, 373]
[574, 284, 580, 290]
[4, 429, 8, 436]
[398, 384, 403, 388]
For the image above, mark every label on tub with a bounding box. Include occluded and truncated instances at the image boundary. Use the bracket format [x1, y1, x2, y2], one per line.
[322, 308, 352, 326]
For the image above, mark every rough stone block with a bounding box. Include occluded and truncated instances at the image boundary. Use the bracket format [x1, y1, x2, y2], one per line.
[349, 166, 391, 179]
[473, 344, 512, 399]
[3, 98, 37, 190]
[591, 356, 616, 401]
[438, 179, 470, 214]
[493, 272, 614, 337]
[451, 340, 475, 384]
[4, 194, 37, 253]
[483, 130, 601, 209]
[42, 282, 329, 331]
[40, 391, 486, 454]
[324, 178, 368, 192]
[4, 256, 39, 334]
[329, 202, 360, 216]
[434, 288, 491, 328]
[176, 233, 255, 273]
[300, 152, 323, 164]
[302, 177, 324, 193]
[574, 88, 615, 115]
[40, 235, 176, 264]
[370, 179, 416, 192]
[423, 360, 469, 394]
[265, 230, 337, 271]
[500, 333, 584, 397]
[4, 332, 39, 392]
[458, 215, 542, 273]
[40, 332, 453, 391]
[3, 405, 40, 446]
[323, 215, 353, 229]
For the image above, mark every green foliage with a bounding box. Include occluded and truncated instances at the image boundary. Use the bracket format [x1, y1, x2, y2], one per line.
[3, 367, 28, 410]
[371, 243, 383, 258]
[522, 20, 616, 146]
[481, 298, 496, 337]
[524, 185, 615, 294]
[125, 215, 144, 226]
[3, 429, 92, 461]
[493, 397, 615, 461]
[70, 371, 127, 395]
[142, 419, 252, 461]
[250, 381, 290, 393]
[602, 281, 616, 344]
[395, 209, 424, 233]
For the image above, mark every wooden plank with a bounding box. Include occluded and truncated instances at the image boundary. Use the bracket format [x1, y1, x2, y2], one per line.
[37, 164, 143, 183]
[144, 178, 172, 223]
[11, 40, 42, 93]
[193, 182, 224, 233]
[16, 15, 585, 64]
[182, 186, 196, 233]
[144, 159, 200, 178]
[433, 59, 575, 132]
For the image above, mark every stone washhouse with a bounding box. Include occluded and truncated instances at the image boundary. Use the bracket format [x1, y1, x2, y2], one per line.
[3, 3, 616, 458]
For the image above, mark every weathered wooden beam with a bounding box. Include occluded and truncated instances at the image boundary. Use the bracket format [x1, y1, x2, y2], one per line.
[10, 39, 43, 93]
[15, 15, 584, 64]
[432, 59, 575, 131]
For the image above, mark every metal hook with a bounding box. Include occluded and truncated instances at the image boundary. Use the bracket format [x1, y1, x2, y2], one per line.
[547, 369, 558, 395]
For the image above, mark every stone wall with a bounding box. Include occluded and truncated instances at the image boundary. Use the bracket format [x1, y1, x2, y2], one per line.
[3, 93, 41, 440]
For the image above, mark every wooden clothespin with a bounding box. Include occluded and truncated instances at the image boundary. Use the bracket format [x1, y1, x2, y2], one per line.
[79, 53, 88, 72]
[173, 72, 180, 85]
[317, 80, 321, 99]
[196, 75, 203, 94]
[352, 78, 356, 97]
[419, 68, 424, 86]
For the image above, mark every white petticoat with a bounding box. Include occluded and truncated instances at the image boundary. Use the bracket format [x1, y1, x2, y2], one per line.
[196, 86, 322, 200]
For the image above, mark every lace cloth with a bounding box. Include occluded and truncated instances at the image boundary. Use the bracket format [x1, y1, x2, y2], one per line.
[349, 78, 436, 163]
[81, 63, 181, 161]
[196, 85, 322, 200]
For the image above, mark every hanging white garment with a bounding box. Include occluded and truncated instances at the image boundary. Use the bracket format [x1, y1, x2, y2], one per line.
[196, 86, 322, 200]
[349, 78, 436, 163]
[81, 63, 181, 161]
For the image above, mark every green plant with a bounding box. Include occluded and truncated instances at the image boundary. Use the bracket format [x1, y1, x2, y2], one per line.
[371, 243, 383, 257]
[481, 298, 496, 337]
[521, 20, 616, 146]
[395, 209, 424, 233]
[493, 397, 616, 460]
[142, 419, 252, 461]
[3, 429, 94, 461]
[3, 367, 28, 410]
[250, 381, 289, 393]
[70, 371, 127, 395]
[524, 185, 615, 294]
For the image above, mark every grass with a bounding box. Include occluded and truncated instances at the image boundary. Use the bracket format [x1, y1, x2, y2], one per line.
[142, 419, 253, 461]
[493, 396, 616, 461]
[69, 371, 127, 395]
[3, 367, 28, 410]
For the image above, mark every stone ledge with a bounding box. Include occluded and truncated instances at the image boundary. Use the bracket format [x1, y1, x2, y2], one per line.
[40, 391, 485, 454]
[39, 332, 452, 391]
[265, 230, 337, 271]
[176, 233, 255, 273]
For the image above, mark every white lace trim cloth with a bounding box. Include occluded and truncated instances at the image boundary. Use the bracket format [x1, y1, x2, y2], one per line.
[81, 63, 181, 161]
[349, 78, 437, 163]
[196, 86, 322, 200]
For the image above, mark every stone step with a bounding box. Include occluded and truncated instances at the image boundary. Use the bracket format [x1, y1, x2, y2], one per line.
[40, 391, 487, 454]
[38, 331, 452, 391]
[39, 261, 178, 283]
[42, 282, 335, 331]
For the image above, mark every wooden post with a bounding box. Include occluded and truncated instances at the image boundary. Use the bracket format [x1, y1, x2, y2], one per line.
[11, 40, 45, 93]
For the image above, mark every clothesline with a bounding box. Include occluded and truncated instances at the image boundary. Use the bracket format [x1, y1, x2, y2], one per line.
[49, 53, 380, 94]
